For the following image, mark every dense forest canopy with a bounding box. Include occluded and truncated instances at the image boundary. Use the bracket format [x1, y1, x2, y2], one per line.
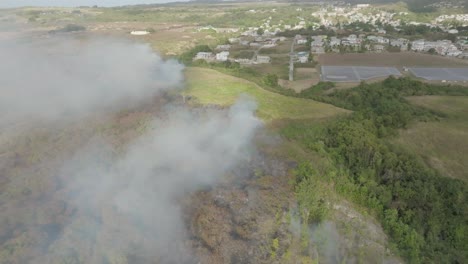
[282, 77, 468, 263]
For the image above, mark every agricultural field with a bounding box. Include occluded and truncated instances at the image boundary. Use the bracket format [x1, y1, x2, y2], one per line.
[184, 67, 349, 121]
[408, 67, 468, 81]
[321, 66, 401, 82]
[395, 96, 468, 181]
[318, 52, 468, 68]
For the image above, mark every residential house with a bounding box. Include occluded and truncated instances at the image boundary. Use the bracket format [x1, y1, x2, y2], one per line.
[297, 52, 310, 63]
[295, 35, 308, 45]
[374, 44, 385, 52]
[367, 35, 389, 44]
[216, 51, 230, 61]
[235, 58, 253, 64]
[411, 39, 463, 56]
[411, 39, 425, 51]
[216, 45, 231, 51]
[390, 38, 409, 51]
[240, 40, 250, 46]
[130, 31, 149, 35]
[195, 52, 213, 60]
[256, 55, 271, 63]
[250, 42, 261, 47]
[342, 34, 361, 49]
[311, 35, 325, 53]
[228, 38, 240, 44]
[329, 37, 341, 47]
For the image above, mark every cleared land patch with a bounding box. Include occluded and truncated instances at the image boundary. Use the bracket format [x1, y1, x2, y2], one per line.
[184, 67, 349, 121]
[394, 96, 468, 182]
[318, 53, 468, 68]
[408, 67, 468, 81]
[321, 66, 401, 82]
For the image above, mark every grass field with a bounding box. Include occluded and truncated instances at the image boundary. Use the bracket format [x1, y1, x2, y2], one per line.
[184, 67, 349, 121]
[318, 52, 468, 68]
[394, 96, 468, 181]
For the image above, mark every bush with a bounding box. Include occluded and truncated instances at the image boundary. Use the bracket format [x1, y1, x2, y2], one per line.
[283, 77, 468, 263]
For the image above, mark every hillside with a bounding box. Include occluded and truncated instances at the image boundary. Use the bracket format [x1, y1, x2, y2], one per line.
[184, 67, 349, 121]
[395, 96, 468, 181]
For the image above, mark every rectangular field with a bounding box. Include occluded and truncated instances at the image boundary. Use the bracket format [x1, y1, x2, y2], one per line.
[408, 68, 468, 81]
[321, 66, 401, 82]
[318, 53, 468, 67]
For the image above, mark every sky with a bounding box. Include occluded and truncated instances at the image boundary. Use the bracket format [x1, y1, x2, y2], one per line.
[0, 0, 187, 8]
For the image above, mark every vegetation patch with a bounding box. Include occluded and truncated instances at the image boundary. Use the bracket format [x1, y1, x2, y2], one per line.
[395, 96, 468, 181]
[184, 67, 349, 121]
[281, 77, 468, 263]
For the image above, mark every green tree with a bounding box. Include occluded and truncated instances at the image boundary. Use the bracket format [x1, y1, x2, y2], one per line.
[257, 28, 264, 36]
[263, 73, 278, 87]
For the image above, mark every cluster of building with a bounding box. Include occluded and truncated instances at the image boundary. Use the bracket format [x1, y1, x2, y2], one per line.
[293, 33, 465, 57]
[192, 4, 468, 64]
[194, 43, 273, 64]
[411, 39, 463, 57]
[434, 14, 468, 24]
[311, 6, 402, 29]
[230, 36, 287, 48]
[194, 45, 231, 62]
[312, 5, 467, 34]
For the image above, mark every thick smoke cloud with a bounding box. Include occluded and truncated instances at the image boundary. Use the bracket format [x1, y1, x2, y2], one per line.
[49, 99, 261, 263]
[0, 37, 183, 123]
[0, 35, 262, 263]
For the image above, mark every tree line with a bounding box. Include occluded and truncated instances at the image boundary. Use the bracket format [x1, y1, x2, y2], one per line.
[282, 77, 468, 263]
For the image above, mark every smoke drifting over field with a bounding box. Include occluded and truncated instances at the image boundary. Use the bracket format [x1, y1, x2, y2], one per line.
[0, 37, 183, 123]
[0, 36, 261, 263]
[52, 99, 260, 263]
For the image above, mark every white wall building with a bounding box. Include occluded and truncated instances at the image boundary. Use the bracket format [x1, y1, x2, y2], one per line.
[195, 52, 213, 60]
[256, 55, 271, 63]
[216, 51, 230, 61]
[130, 31, 149, 35]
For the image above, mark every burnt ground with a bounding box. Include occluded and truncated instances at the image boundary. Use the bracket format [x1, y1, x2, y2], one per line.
[185, 154, 296, 264]
[0, 94, 401, 263]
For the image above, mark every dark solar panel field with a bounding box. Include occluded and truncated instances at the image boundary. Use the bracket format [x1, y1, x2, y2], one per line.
[408, 68, 468, 81]
[321, 66, 402, 82]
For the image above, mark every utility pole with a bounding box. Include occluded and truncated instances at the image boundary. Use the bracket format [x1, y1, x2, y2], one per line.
[289, 40, 295, 81]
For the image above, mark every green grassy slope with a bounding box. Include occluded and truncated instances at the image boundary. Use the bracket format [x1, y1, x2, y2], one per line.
[184, 67, 349, 121]
[395, 96, 468, 181]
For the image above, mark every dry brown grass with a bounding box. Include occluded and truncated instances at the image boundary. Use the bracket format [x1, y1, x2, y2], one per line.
[279, 68, 320, 93]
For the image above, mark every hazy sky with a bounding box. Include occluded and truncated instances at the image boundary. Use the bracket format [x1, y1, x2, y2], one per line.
[0, 0, 186, 8]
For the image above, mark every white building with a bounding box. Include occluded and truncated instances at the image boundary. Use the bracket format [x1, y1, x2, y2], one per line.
[195, 52, 213, 60]
[295, 35, 308, 45]
[256, 55, 271, 63]
[130, 31, 149, 35]
[356, 4, 370, 8]
[297, 52, 309, 63]
[216, 44, 231, 51]
[411, 39, 426, 51]
[329, 37, 341, 47]
[216, 51, 230, 61]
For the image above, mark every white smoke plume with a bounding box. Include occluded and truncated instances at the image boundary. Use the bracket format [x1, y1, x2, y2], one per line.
[0, 36, 183, 123]
[47, 99, 261, 263]
[0, 35, 262, 263]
